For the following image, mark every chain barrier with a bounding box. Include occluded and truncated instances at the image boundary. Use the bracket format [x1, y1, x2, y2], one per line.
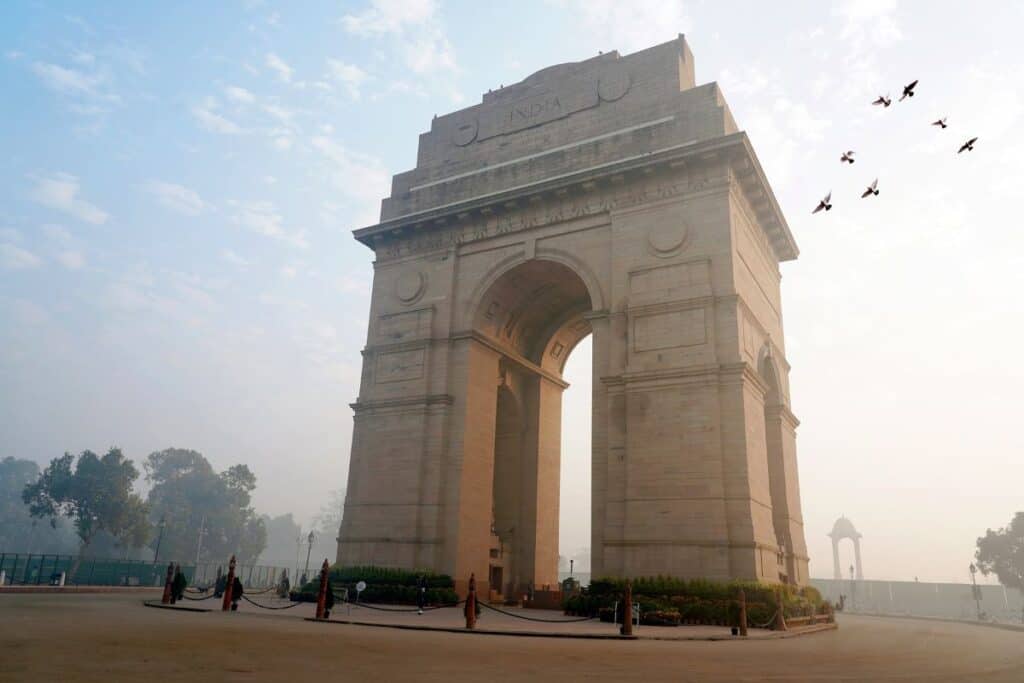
[181, 592, 218, 601]
[750, 609, 778, 629]
[240, 594, 305, 610]
[478, 601, 596, 623]
[332, 593, 462, 612]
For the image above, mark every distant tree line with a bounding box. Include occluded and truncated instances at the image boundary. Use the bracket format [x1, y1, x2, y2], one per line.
[1, 447, 344, 569]
[976, 511, 1024, 592]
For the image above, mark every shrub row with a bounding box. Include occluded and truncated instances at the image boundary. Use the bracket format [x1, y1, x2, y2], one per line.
[564, 576, 827, 628]
[291, 565, 458, 606]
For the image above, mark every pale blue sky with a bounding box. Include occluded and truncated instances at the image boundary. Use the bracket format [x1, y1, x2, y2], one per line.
[2, 1, 1022, 582]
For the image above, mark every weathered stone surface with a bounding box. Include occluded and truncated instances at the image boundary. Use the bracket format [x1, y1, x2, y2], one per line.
[338, 35, 809, 596]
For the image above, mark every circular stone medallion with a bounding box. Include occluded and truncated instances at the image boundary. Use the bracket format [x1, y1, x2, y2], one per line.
[396, 270, 426, 304]
[452, 117, 479, 146]
[647, 223, 690, 257]
[598, 67, 631, 102]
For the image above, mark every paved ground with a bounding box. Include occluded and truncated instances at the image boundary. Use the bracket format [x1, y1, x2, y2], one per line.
[2, 592, 1023, 682]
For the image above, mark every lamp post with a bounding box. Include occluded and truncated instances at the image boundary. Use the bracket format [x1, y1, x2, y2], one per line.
[154, 515, 167, 563]
[969, 563, 982, 621]
[304, 530, 315, 581]
[849, 563, 856, 612]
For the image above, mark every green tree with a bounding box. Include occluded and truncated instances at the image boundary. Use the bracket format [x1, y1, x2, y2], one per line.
[976, 512, 1024, 591]
[145, 448, 266, 565]
[21, 449, 150, 565]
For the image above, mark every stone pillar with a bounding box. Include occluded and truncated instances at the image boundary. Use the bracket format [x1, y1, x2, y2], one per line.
[518, 373, 564, 591]
[832, 538, 842, 580]
[444, 337, 501, 597]
[587, 311, 611, 579]
[853, 538, 864, 581]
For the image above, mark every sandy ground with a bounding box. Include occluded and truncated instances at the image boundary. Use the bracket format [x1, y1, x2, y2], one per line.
[2, 592, 1023, 682]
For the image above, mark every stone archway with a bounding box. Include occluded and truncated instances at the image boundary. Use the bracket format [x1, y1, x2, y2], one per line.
[830, 516, 864, 580]
[336, 35, 810, 595]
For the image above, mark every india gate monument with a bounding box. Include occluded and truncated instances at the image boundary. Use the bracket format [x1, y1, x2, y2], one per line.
[337, 35, 809, 597]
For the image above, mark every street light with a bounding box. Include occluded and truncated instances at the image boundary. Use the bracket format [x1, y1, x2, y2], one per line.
[304, 530, 315, 581]
[969, 563, 982, 621]
[154, 515, 167, 563]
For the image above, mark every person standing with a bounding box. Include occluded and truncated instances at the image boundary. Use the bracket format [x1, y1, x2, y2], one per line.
[171, 565, 188, 604]
[417, 574, 427, 615]
[231, 575, 244, 611]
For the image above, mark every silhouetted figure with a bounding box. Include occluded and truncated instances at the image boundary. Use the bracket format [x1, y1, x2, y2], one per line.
[812, 192, 833, 214]
[958, 137, 978, 153]
[931, 117, 948, 129]
[231, 576, 243, 611]
[171, 566, 187, 604]
[417, 574, 428, 615]
[872, 94, 891, 108]
[324, 578, 335, 619]
[214, 569, 226, 598]
[840, 150, 855, 164]
[278, 570, 291, 598]
[899, 79, 918, 101]
[860, 178, 879, 198]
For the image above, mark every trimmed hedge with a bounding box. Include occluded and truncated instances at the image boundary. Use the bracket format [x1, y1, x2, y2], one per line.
[564, 576, 827, 628]
[291, 565, 458, 606]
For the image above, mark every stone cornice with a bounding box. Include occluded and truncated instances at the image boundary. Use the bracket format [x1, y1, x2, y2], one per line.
[351, 394, 454, 414]
[354, 132, 798, 262]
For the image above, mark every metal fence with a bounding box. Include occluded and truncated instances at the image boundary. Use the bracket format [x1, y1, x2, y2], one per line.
[0, 553, 287, 589]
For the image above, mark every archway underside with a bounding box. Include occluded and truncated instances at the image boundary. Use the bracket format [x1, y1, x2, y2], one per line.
[478, 260, 593, 596]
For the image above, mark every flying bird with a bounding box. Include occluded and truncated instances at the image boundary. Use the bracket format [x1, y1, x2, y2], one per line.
[872, 94, 892, 107]
[860, 178, 879, 198]
[899, 79, 918, 101]
[812, 192, 833, 214]
[931, 117, 948, 129]
[840, 150, 856, 164]
[958, 137, 978, 153]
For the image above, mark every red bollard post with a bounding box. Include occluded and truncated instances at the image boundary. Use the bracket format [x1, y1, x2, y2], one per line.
[161, 562, 174, 605]
[464, 573, 477, 630]
[221, 555, 237, 612]
[315, 559, 330, 620]
[621, 581, 633, 636]
[738, 588, 748, 637]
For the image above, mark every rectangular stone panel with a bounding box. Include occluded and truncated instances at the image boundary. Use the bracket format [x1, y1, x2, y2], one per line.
[632, 308, 706, 352]
[377, 308, 432, 344]
[375, 348, 426, 383]
[629, 260, 711, 307]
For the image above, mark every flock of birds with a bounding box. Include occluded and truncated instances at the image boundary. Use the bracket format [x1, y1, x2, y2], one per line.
[812, 80, 979, 214]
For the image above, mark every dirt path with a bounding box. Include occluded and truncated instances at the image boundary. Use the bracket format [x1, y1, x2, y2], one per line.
[2, 593, 1023, 682]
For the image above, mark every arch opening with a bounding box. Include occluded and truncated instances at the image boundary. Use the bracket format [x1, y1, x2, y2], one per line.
[476, 259, 594, 598]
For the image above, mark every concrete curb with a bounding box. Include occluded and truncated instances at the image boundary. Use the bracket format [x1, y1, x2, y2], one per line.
[847, 612, 1024, 634]
[304, 617, 638, 640]
[0, 586, 162, 595]
[143, 600, 214, 614]
[302, 616, 837, 641]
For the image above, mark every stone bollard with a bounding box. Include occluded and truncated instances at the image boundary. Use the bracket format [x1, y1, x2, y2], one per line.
[621, 581, 634, 636]
[221, 555, 237, 612]
[315, 559, 330, 620]
[161, 562, 175, 605]
[774, 587, 788, 631]
[738, 588, 748, 637]
[464, 573, 477, 630]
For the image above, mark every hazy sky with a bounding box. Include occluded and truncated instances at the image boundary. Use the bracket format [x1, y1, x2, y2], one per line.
[2, 1, 1021, 583]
